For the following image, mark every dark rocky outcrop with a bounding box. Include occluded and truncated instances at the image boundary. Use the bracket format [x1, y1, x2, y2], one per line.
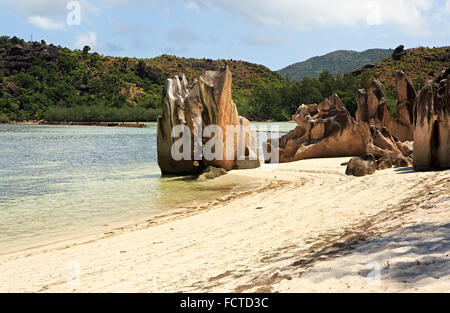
[352, 63, 378, 76]
[157, 66, 260, 175]
[393, 45, 406, 61]
[424, 49, 450, 63]
[0, 42, 60, 75]
[5, 82, 20, 96]
[185, 60, 217, 72]
[136, 60, 167, 85]
[413, 68, 450, 170]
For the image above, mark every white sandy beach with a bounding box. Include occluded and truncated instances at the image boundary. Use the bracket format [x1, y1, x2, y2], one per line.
[0, 157, 448, 293]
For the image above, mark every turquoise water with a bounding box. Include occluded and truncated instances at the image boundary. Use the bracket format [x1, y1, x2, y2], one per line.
[0, 122, 296, 253]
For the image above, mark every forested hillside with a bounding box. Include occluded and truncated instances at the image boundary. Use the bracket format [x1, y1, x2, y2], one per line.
[0, 36, 448, 123]
[0, 36, 284, 122]
[278, 49, 394, 80]
[246, 46, 449, 121]
[358, 46, 450, 105]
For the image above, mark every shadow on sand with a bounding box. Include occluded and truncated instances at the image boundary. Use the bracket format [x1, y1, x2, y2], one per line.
[291, 222, 450, 284]
[394, 167, 416, 174]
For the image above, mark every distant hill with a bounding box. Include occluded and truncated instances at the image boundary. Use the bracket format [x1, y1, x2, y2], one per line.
[278, 49, 394, 80]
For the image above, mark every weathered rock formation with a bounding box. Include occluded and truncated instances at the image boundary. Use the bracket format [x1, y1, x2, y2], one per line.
[392, 45, 406, 61]
[365, 125, 410, 160]
[265, 94, 411, 165]
[0, 41, 60, 75]
[413, 68, 450, 170]
[346, 154, 377, 177]
[196, 166, 227, 182]
[376, 156, 393, 170]
[349, 153, 411, 176]
[157, 65, 260, 175]
[351, 63, 379, 76]
[394, 71, 417, 136]
[267, 95, 368, 163]
[355, 72, 416, 142]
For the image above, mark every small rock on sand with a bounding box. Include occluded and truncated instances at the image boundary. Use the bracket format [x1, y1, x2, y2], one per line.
[196, 166, 227, 182]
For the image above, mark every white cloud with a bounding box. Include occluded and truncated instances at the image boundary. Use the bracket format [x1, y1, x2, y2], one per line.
[0, 0, 98, 17]
[446, 0, 450, 13]
[365, 1, 382, 26]
[409, 0, 434, 10]
[1, 0, 66, 16]
[28, 16, 64, 30]
[186, 1, 200, 11]
[189, 0, 436, 34]
[75, 31, 97, 49]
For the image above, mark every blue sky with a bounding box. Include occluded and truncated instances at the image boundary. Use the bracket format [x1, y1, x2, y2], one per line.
[0, 0, 449, 70]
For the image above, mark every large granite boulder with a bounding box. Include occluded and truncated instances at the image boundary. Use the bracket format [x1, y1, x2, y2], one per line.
[355, 74, 416, 142]
[265, 94, 409, 164]
[157, 65, 260, 175]
[376, 156, 393, 170]
[346, 154, 377, 177]
[392, 45, 406, 61]
[267, 95, 369, 163]
[393, 71, 417, 140]
[413, 69, 450, 170]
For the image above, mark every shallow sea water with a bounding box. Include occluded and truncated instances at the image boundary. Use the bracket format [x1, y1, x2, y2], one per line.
[0, 122, 295, 252]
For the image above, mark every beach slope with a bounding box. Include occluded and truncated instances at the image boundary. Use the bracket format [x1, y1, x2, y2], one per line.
[0, 158, 448, 292]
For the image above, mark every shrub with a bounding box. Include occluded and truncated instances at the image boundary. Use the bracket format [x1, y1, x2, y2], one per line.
[42, 105, 162, 122]
[0, 112, 9, 123]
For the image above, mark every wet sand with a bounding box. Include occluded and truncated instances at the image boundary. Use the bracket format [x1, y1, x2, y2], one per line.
[0, 157, 448, 292]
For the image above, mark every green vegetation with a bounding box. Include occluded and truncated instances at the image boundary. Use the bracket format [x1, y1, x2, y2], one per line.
[0, 36, 167, 122]
[363, 46, 450, 92]
[0, 111, 9, 123]
[0, 36, 284, 122]
[42, 106, 161, 122]
[279, 49, 394, 80]
[0, 36, 448, 122]
[244, 45, 449, 120]
[244, 70, 373, 120]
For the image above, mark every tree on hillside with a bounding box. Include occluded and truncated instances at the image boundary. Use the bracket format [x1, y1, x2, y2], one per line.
[318, 71, 335, 97]
[136, 60, 148, 78]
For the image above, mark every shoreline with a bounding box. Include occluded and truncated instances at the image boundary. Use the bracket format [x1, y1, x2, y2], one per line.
[0, 171, 271, 256]
[1, 120, 296, 126]
[0, 157, 448, 292]
[2, 121, 149, 128]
